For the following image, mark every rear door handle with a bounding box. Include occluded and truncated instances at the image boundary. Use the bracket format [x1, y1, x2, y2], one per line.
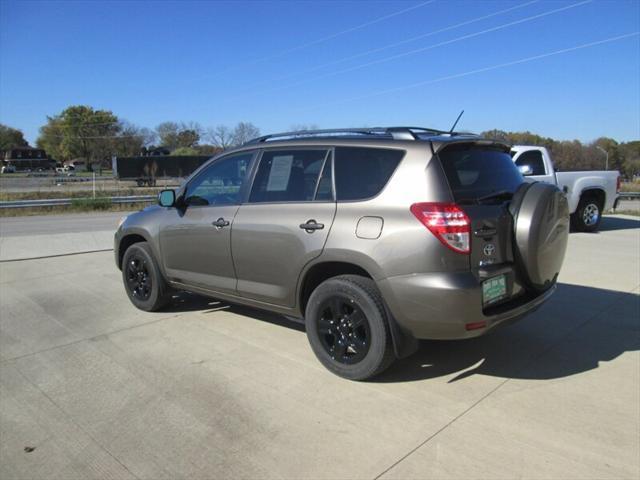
[212, 218, 230, 228]
[299, 219, 324, 232]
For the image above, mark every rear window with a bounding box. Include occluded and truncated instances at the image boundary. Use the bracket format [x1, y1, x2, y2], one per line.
[334, 147, 403, 201]
[438, 144, 523, 202]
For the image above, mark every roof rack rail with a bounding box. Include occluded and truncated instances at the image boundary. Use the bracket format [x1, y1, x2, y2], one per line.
[244, 126, 473, 145]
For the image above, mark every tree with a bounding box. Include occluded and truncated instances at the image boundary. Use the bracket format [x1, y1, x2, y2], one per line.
[170, 146, 199, 156]
[113, 122, 156, 159]
[207, 125, 234, 149]
[0, 124, 29, 151]
[231, 122, 260, 146]
[36, 106, 121, 168]
[156, 122, 202, 150]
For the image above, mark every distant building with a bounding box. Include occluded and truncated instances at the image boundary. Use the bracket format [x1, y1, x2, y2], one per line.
[1, 146, 55, 171]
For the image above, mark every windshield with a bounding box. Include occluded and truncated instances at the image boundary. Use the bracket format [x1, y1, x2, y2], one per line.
[438, 144, 524, 203]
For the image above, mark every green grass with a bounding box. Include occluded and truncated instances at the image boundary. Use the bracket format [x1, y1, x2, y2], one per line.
[0, 188, 160, 201]
[70, 197, 113, 210]
[0, 202, 148, 217]
[620, 181, 640, 193]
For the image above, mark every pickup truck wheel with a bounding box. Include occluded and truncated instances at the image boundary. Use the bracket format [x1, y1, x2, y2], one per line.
[121, 242, 170, 312]
[305, 275, 395, 381]
[572, 196, 603, 232]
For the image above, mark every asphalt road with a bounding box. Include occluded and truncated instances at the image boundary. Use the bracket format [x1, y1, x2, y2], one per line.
[0, 211, 131, 237]
[0, 215, 638, 479]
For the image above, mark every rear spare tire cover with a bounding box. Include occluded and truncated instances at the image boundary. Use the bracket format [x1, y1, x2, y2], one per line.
[511, 182, 570, 291]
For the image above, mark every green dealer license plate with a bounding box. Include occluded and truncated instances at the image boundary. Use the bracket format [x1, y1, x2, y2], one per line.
[482, 275, 507, 305]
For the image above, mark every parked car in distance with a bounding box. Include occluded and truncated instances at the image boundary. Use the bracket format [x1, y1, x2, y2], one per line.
[1, 164, 16, 174]
[115, 127, 569, 380]
[510, 146, 620, 232]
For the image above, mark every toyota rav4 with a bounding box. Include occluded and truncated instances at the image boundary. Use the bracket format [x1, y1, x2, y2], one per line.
[115, 127, 569, 380]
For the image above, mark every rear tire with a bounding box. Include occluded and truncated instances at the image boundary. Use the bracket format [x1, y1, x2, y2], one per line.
[572, 195, 603, 232]
[305, 275, 395, 381]
[121, 242, 170, 311]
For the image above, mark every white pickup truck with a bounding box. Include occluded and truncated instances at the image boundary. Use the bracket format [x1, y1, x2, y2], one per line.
[510, 146, 620, 232]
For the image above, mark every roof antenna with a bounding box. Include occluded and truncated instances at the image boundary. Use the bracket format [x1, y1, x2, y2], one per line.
[448, 110, 464, 134]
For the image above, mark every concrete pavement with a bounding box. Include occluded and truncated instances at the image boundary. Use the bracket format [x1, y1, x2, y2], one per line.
[0, 215, 638, 479]
[0, 211, 131, 261]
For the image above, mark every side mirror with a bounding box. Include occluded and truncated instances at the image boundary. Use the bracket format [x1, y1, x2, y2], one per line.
[518, 165, 534, 176]
[158, 189, 176, 207]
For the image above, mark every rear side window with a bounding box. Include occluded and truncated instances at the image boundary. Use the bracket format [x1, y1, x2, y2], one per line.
[249, 149, 330, 203]
[514, 150, 546, 176]
[438, 144, 523, 202]
[334, 147, 403, 201]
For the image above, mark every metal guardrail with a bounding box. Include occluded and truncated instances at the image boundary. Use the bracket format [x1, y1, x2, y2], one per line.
[619, 192, 640, 199]
[0, 195, 156, 209]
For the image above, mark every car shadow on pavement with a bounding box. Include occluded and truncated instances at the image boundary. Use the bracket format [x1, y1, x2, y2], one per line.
[165, 283, 638, 384]
[375, 283, 639, 383]
[598, 216, 639, 232]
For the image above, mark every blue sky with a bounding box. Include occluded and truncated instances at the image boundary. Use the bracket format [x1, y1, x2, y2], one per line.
[1, 0, 638, 144]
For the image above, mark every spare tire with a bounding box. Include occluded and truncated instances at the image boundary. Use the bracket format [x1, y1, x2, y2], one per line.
[509, 182, 570, 291]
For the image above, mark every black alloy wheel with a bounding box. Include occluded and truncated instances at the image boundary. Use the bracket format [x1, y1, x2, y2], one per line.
[316, 296, 371, 364]
[125, 255, 152, 301]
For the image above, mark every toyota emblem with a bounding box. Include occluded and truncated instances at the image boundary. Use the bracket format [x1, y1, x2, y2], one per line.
[483, 244, 496, 256]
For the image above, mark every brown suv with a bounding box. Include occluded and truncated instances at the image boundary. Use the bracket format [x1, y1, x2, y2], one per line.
[115, 127, 569, 380]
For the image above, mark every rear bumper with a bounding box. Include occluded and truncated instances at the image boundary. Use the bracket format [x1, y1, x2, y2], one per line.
[377, 270, 555, 340]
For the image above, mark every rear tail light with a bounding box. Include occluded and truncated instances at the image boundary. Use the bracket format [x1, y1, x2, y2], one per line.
[410, 202, 471, 254]
[616, 175, 621, 193]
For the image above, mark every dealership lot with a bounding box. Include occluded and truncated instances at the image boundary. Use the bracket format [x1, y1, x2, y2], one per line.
[0, 215, 638, 479]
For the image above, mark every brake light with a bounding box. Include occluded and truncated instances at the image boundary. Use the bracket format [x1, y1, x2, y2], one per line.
[616, 175, 621, 193]
[410, 202, 471, 254]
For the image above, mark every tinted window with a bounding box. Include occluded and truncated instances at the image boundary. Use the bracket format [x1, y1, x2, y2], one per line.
[438, 145, 524, 202]
[334, 147, 403, 201]
[184, 153, 252, 206]
[515, 150, 546, 176]
[249, 149, 329, 203]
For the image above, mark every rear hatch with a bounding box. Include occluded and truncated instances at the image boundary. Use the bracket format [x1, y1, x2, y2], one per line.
[437, 142, 523, 268]
[434, 141, 569, 308]
[436, 142, 525, 306]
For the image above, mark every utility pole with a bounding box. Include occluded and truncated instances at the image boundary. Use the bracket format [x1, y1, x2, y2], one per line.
[596, 146, 609, 171]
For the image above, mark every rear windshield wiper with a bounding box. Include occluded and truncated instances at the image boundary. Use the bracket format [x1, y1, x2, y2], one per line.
[476, 190, 513, 203]
[455, 190, 513, 205]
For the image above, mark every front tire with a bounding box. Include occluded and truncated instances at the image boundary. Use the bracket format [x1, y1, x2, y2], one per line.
[121, 242, 170, 311]
[572, 196, 603, 232]
[305, 275, 395, 381]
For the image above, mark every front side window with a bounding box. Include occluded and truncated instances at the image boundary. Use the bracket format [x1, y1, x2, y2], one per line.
[184, 152, 252, 206]
[515, 150, 546, 176]
[249, 149, 330, 203]
[334, 147, 404, 201]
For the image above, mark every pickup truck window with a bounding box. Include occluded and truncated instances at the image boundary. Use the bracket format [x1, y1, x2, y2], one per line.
[515, 150, 546, 176]
[439, 144, 523, 202]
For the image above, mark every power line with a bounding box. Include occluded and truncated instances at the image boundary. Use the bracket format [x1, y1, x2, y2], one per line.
[299, 32, 639, 112]
[195, 0, 436, 81]
[226, 0, 541, 97]
[235, 0, 591, 101]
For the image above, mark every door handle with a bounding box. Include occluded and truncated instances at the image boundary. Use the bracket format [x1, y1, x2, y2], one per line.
[299, 219, 324, 232]
[212, 218, 230, 228]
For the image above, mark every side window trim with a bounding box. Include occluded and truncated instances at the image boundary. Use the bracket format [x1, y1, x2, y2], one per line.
[183, 150, 257, 207]
[312, 149, 333, 201]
